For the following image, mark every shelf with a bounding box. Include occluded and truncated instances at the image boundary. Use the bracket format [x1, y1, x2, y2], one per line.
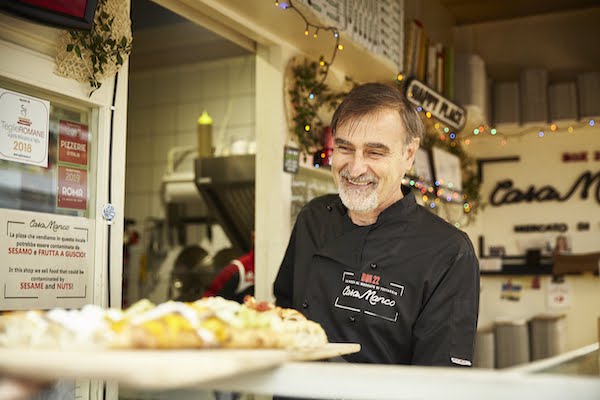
[480, 265, 553, 276]
[177, 0, 398, 83]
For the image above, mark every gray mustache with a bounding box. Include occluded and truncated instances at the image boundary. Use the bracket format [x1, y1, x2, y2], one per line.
[340, 170, 378, 184]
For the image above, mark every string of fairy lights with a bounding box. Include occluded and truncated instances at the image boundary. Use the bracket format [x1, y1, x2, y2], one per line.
[421, 108, 597, 148]
[275, 0, 342, 86]
[276, 1, 598, 227]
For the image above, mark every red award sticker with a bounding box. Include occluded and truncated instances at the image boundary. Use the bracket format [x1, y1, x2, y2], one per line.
[59, 120, 89, 167]
[57, 166, 87, 210]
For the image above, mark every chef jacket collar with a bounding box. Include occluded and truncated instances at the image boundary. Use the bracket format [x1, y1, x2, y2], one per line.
[317, 185, 416, 268]
[331, 185, 416, 224]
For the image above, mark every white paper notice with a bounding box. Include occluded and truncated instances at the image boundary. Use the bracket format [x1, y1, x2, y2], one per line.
[0, 209, 93, 310]
[547, 281, 571, 309]
[0, 88, 50, 168]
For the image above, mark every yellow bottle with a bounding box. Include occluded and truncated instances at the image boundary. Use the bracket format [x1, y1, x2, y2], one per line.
[197, 110, 213, 157]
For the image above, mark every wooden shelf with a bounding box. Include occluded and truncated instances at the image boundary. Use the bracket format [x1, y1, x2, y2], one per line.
[480, 265, 553, 276]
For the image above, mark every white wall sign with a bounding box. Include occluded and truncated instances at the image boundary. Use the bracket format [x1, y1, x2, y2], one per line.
[432, 146, 463, 192]
[409, 148, 434, 184]
[0, 88, 50, 168]
[547, 281, 571, 308]
[0, 209, 93, 310]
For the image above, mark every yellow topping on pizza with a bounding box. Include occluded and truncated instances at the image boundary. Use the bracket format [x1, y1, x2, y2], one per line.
[0, 296, 328, 350]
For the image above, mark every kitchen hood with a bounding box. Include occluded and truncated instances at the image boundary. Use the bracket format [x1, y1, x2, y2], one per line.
[194, 155, 255, 252]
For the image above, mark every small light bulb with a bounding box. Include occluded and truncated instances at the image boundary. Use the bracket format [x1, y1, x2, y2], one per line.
[568, 126, 574, 133]
[337, 44, 344, 50]
[550, 124, 557, 131]
[491, 128, 497, 135]
[397, 73, 403, 81]
[304, 125, 311, 131]
[473, 129, 479, 135]
[304, 30, 309, 36]
[426, 112, 432, 118]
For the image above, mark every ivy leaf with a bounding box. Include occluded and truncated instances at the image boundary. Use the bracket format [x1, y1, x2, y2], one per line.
[116, 54, 123, 65]
[74, 45, 81, 58]
[66, 44, 74, 52]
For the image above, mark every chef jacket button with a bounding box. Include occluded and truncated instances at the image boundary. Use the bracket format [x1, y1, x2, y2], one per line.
[370, 263, 377, 269]
[326, 205, 332, 211]
[348, 316, 356, 322]
[302, 301, 309, 308]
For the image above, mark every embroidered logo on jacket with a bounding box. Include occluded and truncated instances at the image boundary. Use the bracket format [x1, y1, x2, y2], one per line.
[334, 271, 404, 322]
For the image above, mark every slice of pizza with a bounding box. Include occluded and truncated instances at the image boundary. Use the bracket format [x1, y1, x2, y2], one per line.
[0, 296, 328, 350]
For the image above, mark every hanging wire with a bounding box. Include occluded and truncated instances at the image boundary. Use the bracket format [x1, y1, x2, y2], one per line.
[276, 0, 341, 86]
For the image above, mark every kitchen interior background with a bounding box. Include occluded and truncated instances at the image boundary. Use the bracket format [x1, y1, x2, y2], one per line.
[122, 0, 600, 361]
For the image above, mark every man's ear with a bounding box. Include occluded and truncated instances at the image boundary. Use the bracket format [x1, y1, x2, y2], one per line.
[405, 138, 420, 162]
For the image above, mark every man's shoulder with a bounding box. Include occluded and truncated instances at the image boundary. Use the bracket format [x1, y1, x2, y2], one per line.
[414, 205, 473, 250]
[298, 194, 340, 216]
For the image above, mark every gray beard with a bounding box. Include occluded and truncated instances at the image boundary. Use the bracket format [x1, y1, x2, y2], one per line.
[338, 185, 378, 212]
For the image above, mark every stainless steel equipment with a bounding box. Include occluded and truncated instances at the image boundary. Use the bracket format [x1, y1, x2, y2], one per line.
[194, 154, 255, 252]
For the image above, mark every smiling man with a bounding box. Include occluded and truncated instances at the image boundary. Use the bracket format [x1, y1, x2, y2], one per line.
[274, 83, 480, 367]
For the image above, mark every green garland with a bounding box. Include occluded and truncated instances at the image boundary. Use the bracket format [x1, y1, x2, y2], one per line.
[65, 0, 132, 95]
[288, 62, 481, 221]
[288, 59, 354, 156]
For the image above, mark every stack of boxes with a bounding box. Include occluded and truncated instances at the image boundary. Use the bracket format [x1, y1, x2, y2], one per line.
[492, 70, 599, 126]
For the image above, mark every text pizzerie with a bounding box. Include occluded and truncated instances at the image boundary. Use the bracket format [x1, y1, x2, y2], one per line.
[342, 286, 396, 307]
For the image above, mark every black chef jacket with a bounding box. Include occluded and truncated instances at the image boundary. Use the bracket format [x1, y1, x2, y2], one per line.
[274, 186, 480, 366]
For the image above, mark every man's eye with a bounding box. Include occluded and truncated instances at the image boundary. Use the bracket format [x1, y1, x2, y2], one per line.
[336, 146, 352, 152]
[368, 151, 385, 157]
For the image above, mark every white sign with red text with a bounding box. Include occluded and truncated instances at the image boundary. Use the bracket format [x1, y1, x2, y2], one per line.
[0, 209, 93, 310]
[547, 281, 571, 308]
[0, 88, 49, 168]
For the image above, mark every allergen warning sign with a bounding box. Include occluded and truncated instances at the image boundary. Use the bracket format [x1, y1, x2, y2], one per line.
[0, 208, 93, 310]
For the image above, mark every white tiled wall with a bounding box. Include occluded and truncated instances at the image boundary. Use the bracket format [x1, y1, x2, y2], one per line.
[125, 55, 255, 254]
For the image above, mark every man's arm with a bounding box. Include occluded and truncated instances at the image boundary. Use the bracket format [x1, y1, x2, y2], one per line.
[411, 236, 480, 367]
[203, 264, 239, 298]
[273, 224, 299, 308]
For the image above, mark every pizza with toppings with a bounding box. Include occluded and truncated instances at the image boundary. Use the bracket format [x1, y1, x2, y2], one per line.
[0, 296, 328, 350]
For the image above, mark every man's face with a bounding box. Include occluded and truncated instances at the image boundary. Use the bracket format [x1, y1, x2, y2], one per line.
[332, 109, 418, 216]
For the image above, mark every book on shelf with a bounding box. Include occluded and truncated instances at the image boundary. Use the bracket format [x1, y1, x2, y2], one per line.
[403, 19, 455, 102]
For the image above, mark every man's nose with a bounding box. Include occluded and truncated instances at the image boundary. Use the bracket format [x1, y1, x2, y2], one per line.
[348, 154, 368, 177]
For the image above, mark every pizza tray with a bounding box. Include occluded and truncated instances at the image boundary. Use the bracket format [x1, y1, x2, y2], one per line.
[0, 343, 360, 390]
